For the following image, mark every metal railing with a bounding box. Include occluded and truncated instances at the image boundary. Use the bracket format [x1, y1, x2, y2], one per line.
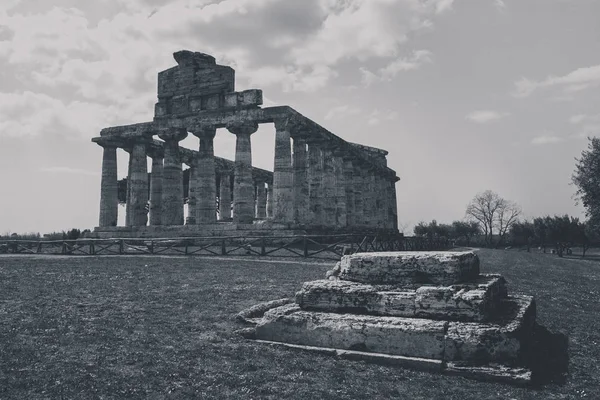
[0, 234, 451, 260]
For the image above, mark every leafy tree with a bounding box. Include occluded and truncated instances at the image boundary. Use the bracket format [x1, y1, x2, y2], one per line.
[510, 220, 535, 250]
[451, 221, 480, 246]
[573, 137, 600, 225]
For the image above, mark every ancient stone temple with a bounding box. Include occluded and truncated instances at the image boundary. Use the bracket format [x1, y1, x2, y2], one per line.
[237, 251, 543, 385]
[91, 50, 400, 238]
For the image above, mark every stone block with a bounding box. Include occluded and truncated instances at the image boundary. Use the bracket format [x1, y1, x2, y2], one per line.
[296, 280, 416, 317]
[224, 93, 238, 108]
[241, 89, 262, 106]
[414, 275, 507, 321]
[443, 295, 535, 364]
[255, 306, 448, 359]
[337, 251, 480, 286]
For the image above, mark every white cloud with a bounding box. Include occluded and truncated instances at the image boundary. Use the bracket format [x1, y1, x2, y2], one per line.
[465, 110, 509, 124]
[569, 113, 600, 125]
[493, 0, 506, 10]
[367, 109, 399, 125]
[324, 105, 361, 120]
[360, 50, 433, 86]
[531, 135, 564, 145]
[0, 91, 149, 138]
[513, 64, 600, 97]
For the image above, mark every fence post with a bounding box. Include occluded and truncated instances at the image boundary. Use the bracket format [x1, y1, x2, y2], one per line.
[303, 236, 308, 258]
[149, 240, 154, 255]
[90, 243, 95, 255]
[119, 240, 124, 255]
[221, 239, 226, 255]
[261, 238, 266, 256]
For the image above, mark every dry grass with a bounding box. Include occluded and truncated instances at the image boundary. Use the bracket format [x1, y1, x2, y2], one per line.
[0, 250, 598, 399]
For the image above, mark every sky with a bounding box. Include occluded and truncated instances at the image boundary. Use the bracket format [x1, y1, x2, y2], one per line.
[1, 0, 599, 234]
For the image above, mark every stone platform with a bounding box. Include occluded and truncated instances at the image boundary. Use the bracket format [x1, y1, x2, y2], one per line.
[236, 251, 544, 385]
[89, 221, 305, 238]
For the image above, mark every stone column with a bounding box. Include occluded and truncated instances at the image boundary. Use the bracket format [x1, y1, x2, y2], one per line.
[125, 151, 133, 227]
[128, 137, 151, 227]
[158, 128, 188, 226]
[227, 122, 259, 224]
[95, 138, 120, 227]
[219, 172, 232, 221]
[333, 152, 347, 228]
[321, 147, 337, 228]
[343, 158, 355, 228]
[363, 168, 376, 228]
[391, 178, 399, 230]
[353, 164, 365, 228]
[266, 183, 274, 219]
[149, 154, 164, 226]
[255, 180, 267, 219]
[192, 125, 218, 224]
[272, 119, 294, 223]
[186, 158, 199, 225]
[307, 140, 324, 227]
[292, 136, 309, 225]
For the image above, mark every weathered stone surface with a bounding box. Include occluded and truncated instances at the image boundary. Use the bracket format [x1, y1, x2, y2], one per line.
[307, 141, 323, 226]
[292, 137, 309, 225]
[255, 306, 447, 359]
[149, 156, 163, 226]
[192, 126, 217, 224]
[158, 128, 187, 226]
[272, 119, 294, 222]
[97, 140, 119, 227]
[129, 140, 150, 226]
[296, 280, 416, 317]
[235, 298, 293, 325]
[218, 173, 232, 220]
[444, 295, 536, 364]
[255, 181, 267, 219]
[337, 251, 480, 286]
[321, 148, 336, 228]
[297, 275, 506, 322]
[227, 122, 258, 224]
[414, 275, 507, 321]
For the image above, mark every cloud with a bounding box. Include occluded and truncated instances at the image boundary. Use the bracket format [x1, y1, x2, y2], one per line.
[465, 110, 509, 124]
[493, 0, 506, 10]
[367, 109, 399, 125]
[0, 0, 455, 139]
[0, 91, 149, 138]
[513, 64, 600, 97]
[324, 105, 361, 120]
[531, 135, 564, 145]
[569, 113, 600, 125]
[40, 167, 98, 176]
[360, 50, 433, 86]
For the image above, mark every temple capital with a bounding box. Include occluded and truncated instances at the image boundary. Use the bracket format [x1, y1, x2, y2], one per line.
[92, 136, 125, 149]
[158, 127, 188, 142]
[190, 124, 217, 140]
[226, 121, 258, 136]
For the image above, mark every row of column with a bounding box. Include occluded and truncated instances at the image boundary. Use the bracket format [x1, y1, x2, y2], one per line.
[97, 119, 398, 230]
[97, 122, 270, 228]
[270, 119, 398, 230]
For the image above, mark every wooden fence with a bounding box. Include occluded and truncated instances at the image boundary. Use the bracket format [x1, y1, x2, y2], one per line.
[0, 234, 451, 260]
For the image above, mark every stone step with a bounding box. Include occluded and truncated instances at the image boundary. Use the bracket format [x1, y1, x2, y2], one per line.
[296, 274, 507, 322]
[253, 295, 535, 364]
[334, 251, 480, 286]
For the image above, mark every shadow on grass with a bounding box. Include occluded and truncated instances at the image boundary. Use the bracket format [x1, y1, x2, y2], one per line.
[525, 323, 569, 386]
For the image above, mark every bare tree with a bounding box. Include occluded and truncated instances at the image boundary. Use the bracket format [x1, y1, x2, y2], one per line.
[465, 190, 521, 247]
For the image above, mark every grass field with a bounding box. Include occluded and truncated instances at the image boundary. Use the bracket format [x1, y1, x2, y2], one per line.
[0, 249, 598, 399]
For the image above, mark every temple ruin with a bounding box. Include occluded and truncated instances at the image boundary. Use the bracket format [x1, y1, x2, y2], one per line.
[91, 50, 400, 238]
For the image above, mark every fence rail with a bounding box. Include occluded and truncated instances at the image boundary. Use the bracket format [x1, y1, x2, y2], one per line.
[0, 234, 451, 260]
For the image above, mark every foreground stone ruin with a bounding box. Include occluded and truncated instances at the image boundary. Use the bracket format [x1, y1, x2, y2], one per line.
[237, 251, 546, 385]
[91, 50, 400, 238]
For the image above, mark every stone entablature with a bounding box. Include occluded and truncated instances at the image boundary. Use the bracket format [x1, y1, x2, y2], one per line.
[92, 50, 400, 235]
